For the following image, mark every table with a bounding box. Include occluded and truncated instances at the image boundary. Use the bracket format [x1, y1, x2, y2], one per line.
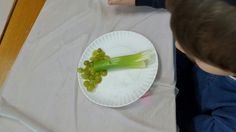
[0, 0, 176, 132]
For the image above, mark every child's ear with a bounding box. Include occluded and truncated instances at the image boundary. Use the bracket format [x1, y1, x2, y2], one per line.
[175, 42, 186, 54]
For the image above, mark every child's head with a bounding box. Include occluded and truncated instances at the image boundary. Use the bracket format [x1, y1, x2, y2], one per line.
[168, 0, 236, 76]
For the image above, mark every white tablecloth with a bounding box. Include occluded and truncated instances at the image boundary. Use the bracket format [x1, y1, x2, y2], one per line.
[0, 0, 176, 132]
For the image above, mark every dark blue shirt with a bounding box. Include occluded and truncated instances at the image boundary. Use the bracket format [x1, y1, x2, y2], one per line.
[135, 0, 236, 132]
[135, 0, 165, 8]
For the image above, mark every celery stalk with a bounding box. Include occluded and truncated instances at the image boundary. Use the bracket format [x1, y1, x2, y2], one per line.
[92, 49, 155, 71]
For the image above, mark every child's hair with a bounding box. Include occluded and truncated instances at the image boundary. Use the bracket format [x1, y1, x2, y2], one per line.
[167, 0, 236, 73]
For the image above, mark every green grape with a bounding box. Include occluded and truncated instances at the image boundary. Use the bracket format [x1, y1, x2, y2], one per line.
[104, 55, 110, 60]
[88, 62, 93, 67]
[89, 68, 95, 74]
[84, 71, 90, 77]
[86, 85, 93, 91]
[81, 74, 89, 79]
[95, 57, 102, 61]
[100, 51, 105, 57]
[84, 67, 90, 72]
[90, 62, 94, 66]
[77, 68, 84, 73]
[87, 81, 96, 91]
[88, 75, 95, 80]
[101, 70, 108, 76]
[92, 50, 99, 57]
[95, 76, 102, 84]
[97, 48, 103, 53]
[83, 81, 90, 88]
[83, 69, 90, 76]
[101, 52, 106, 57]
[95, 72, 100, 76]
[84, 60, 90, 66]
[89, 73, 95, 77]
[91, 81, 96, 87]
[80, 48, 110, 92]
[90, 57, 95, 61]
[93, 57, 99, 62]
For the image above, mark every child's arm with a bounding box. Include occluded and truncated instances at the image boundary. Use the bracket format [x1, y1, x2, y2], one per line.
[190, 108, 236, 132]
[108, 0, 166, 8]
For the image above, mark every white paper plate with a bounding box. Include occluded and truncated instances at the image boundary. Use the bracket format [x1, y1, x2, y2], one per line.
[77, 31, 158, 107]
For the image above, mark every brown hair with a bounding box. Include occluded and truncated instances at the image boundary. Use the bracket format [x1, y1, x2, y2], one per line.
[167, 0, 236, 73]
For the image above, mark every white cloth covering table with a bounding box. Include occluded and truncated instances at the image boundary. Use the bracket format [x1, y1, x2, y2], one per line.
[0, 0, 176, 132]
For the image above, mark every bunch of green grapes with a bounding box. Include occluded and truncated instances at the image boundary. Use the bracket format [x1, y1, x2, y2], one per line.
[77, 48, 109, 92]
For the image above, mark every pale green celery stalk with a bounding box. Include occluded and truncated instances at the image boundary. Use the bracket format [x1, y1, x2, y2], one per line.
[92, 49, 155, 71]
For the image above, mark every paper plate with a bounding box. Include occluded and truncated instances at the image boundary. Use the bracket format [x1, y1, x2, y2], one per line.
[77, 31, 158, 107]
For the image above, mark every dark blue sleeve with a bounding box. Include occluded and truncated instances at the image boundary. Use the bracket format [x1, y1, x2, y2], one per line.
[135, 0, 166, 8]
[190, 107, 236, 132]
